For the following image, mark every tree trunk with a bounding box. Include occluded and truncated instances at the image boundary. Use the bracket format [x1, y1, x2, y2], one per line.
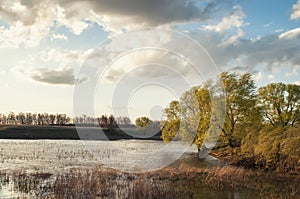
[198, 147, 209, 159]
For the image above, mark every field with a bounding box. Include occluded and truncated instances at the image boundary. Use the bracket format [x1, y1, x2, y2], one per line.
[0, 125, 162, 140]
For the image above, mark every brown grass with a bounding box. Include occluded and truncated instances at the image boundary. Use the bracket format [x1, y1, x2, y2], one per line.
[1, 163, 299, 199]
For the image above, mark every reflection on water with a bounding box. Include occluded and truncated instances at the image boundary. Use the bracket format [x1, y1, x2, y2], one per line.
[0, 140, 299, 198]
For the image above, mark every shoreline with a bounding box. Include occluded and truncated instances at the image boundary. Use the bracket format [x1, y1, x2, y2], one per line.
[209, 150, 300, 177]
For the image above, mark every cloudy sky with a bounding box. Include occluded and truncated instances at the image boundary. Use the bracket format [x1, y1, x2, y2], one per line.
[0, 0, 299, 120]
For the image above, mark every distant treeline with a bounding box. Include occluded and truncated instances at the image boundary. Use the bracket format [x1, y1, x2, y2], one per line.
[74, 115, 135, 128]
[0, 113, 135, 128]
[0, 112, 71, 126]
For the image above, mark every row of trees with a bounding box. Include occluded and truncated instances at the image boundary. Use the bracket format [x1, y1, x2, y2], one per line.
[0, 112, 71, 126]
[74, 115, 159, 130]
[74, 115, 134, 128]
[161, 72, 300, 149]
[0, 112, 141, 129]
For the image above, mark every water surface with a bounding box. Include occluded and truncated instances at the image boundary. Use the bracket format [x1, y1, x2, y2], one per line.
[0, 139, 298, 198]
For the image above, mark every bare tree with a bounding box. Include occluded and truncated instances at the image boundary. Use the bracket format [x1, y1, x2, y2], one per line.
[17, 112, 26, 124]
[8, 112, 17, 125]
[26, 113, 33, 125]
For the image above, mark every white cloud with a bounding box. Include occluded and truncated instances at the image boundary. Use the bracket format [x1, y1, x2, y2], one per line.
[102, 49, 197, 84]
[0, 0, 56, 48]
[77, 28, 219, 86]
[14, 65, 88, 85]
[203, 6, 245, 32]
[51, 33, 68, 41]
[0, 0, 238, 48]
[291, 0, 300, 20]
[38, 48, 94, 66]
[57, 0, 234, 33]
[86, 27, 300, 84]
[221, 28, 245, 46]
[275, 29, 284, 33]
[185, 27, 300, 76]
[202, 6, 247, 45]
[263, 22, 273, 27]
[55, 4, 90, 35]
[278, 27, 300, 39]
[0, 1, 89, 47]
[12, 48, 94, 85]
[2, 1, 299, 85]
[267, 74, 275, 79]
[29, 67, 88, 85]
[295, 81, 300, 85]
[250, 35, 261, 43]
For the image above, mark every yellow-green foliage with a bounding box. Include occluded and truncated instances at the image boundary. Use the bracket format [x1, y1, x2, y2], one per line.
[241, 125, 300, 171]
[258, 83, 300, 126]
[280, 127, 300, 161]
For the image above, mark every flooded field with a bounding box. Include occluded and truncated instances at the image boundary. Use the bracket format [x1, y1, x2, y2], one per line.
[0, 140, 299, 198]
[0, 139, 200, 173]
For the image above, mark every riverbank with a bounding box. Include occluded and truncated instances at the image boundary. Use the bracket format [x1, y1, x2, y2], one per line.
[206, 125, 300, 177]
[209, 147, 300, 176]
[0, 125, 162, 140]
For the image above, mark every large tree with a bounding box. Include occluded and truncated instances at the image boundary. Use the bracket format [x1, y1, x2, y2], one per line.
[161, 72, 261, 149]
[179, 86, 212, 149]
[161, 83, 214, 149]
[258, 83, 300, 126]
[218, 72, 261, 147]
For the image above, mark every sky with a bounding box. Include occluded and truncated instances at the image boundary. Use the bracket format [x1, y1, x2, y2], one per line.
[0, 0, 299, 121]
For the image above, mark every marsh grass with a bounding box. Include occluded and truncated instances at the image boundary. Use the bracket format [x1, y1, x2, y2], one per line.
[1, 163, 299, 199]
